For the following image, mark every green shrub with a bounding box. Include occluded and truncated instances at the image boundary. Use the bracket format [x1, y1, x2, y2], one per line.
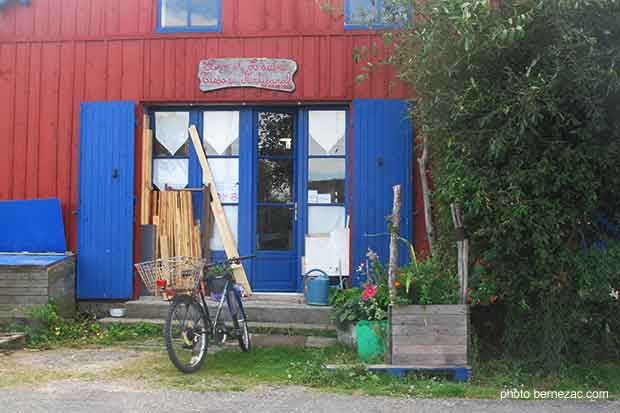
[382, 0, 620, 368]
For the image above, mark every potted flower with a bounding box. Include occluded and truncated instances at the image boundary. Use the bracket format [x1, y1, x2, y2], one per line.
[330, 249, 390, 361]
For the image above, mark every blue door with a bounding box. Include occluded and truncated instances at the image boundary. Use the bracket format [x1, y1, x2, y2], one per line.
[252, 110, 299, 292]
[77, 101, 135, 299]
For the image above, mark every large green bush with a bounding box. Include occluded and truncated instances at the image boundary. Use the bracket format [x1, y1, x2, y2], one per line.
[386, 0, 620, 368]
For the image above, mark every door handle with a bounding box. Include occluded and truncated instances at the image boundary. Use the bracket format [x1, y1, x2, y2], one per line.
[292, 202, 298, 221]
[112, 168, 119, 179]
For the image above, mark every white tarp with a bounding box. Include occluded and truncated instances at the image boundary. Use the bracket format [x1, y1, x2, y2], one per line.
[155, 112, 189, 156]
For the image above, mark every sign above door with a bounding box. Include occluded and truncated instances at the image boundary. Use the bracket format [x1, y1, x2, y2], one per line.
[198, 58, 297, 93]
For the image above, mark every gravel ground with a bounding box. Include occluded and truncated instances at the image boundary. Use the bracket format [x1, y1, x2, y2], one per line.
[1, 380, 618, 413]
[1, 348, 619, 413]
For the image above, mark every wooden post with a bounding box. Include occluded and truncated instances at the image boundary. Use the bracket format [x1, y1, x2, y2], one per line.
[451, 203, 469, 304]
[417, 134, 435, 256]
[189, 125, 252, 295]
[388, 185, 401, 302]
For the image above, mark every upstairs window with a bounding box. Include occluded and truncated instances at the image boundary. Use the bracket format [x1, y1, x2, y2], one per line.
[157, 0, 221, 32]
[345, 0, 411, 29]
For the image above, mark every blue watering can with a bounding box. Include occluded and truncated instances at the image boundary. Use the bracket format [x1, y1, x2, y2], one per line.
[302, 269, 330, 306]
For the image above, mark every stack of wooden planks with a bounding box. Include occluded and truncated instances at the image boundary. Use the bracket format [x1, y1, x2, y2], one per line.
[151, 190, 202, 260]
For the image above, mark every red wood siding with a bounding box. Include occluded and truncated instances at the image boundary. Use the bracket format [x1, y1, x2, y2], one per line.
[0, 0, 419, 252]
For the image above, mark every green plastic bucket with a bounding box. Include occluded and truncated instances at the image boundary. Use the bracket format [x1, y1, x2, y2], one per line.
[356, 320, 387, 362]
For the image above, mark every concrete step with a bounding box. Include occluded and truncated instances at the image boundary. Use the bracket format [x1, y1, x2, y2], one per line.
[99, 317, 336, 332]
[121, 295, 334, 328]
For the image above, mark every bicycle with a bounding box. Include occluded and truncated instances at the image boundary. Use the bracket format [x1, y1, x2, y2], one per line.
[135, 255, 254, 373]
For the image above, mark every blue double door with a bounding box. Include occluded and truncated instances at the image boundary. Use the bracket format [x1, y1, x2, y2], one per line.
[201, 107, 312, 292]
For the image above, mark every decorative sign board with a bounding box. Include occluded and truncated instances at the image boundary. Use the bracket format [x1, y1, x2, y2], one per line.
[198, 58, 298, 93]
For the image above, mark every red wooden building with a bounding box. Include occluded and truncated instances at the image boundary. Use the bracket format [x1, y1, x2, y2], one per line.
[0, 0, 427, 299]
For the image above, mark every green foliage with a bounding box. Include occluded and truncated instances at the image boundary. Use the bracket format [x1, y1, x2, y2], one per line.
[396, 256, 461, 305]
[24, 302, 161, 349]
[329, 287, 365, 325]
[385, 0, 620, 368]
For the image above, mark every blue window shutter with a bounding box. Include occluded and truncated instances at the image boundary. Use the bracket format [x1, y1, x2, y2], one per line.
[351, 99, 413, 287]
[77, 101, 135, 300]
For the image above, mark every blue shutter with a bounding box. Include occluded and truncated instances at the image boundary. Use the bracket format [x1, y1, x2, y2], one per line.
[77, 101, 135, 299]
[351, 99, 413, 286]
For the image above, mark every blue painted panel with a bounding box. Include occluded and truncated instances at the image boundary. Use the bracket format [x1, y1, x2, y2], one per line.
[0, 198, 67, 253]
[77, 101, 135, 300]
[351, 100, 413, 286]
[0, 254, 69, 267]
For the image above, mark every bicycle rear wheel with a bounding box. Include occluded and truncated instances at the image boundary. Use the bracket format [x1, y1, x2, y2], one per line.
[164, 296, 208, 373]
[227, 287, 251, 352]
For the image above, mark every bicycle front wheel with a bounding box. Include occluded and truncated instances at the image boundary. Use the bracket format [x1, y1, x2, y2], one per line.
[227, 287, 251, 352]
[164, 296, 208, 373]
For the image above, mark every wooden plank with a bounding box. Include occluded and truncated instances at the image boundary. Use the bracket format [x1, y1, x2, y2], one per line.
[392, 324, 467, 337]
[201, 185, 212, 262]
[391, 344, 467, 356]
[391, 333, 468, 346]
[189, 125, 252, 295]
[390, 315, 468, 327]
[391, 305, 468, 316]
[391, 354, 468, 367]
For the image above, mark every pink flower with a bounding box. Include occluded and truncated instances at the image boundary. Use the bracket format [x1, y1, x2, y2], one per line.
[362, 285, 377, 301]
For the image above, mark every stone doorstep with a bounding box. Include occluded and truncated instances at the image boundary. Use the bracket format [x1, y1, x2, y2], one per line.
[99, 317, 335, 332]
[121, 297, 334, 326]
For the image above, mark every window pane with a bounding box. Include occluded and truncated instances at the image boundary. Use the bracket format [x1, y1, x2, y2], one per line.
[209, 206, 238, 251]
[308, 206, 346, 234]
[308, 159, 345, 204]
[381, 0, 410, 25]
[153, 159, 189, 190]
[257, 206, 293, 250]
[309, 111, 346, 156]
[190, 0, 218, 27]
[154, 112, 189, 156]
[203, 111, 240, 155]
[258, 112, 294, 156]
[348, 0, 376, 24]
[162, 0, 188, 27]
[205, 159, 239, 204]
[258, 159, 293, 203]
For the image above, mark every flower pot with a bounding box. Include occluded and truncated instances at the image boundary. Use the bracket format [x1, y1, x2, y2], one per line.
[356, 320, 387, 362]
[336, 322, 357, 348]
[388, 305, 469, 367]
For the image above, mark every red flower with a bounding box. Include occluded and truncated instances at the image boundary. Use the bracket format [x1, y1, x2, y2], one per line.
[490, 295, 498, 303]
[362, 285, 377, 301]
[466, 288, 473, 295]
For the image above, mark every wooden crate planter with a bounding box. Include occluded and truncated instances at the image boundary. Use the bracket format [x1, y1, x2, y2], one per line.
[387, 304, 470, 380]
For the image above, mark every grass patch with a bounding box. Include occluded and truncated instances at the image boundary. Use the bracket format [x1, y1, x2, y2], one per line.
[20, 303, 162, 349]
[104, 345, 620, 400]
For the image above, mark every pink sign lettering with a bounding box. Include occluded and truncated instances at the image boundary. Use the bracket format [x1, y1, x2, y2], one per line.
[198, 58, 298, 93]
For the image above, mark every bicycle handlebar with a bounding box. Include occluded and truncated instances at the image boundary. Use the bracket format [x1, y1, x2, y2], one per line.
[203, 255, 255, 269]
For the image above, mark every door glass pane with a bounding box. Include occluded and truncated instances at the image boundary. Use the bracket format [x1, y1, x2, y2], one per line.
[190, 0, 218, 27]
[309, 111, 346, 156]
[205, 158, 239, 204]
[258, 159, 293, 203]
[308, 159, 345, 204]
[258, 112, 294, 156]
[308, 206, 346, 234]
[153, 159, 189, 190]
[203, 111, 240, 155]
[257, 206, 293, 250]
[154, 112, 189, 156]
[209, 206, 238, 251]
